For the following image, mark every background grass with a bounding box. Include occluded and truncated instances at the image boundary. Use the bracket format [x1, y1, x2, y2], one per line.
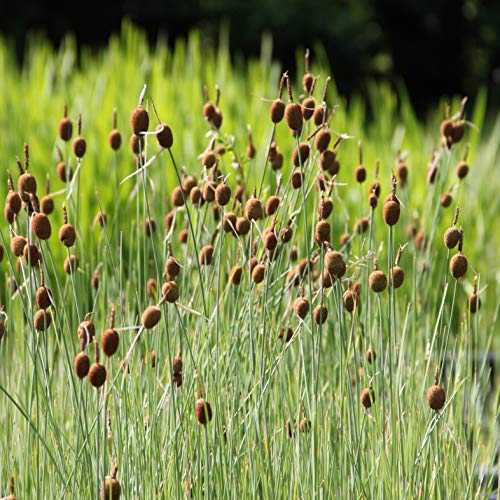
[0, 20, 498, 498]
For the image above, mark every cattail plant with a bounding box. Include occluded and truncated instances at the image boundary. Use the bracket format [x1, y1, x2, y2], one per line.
[88, 339, 107, 388]
[101, 304, 119, 357]
[100, 465, 121, 499]
[426, 367, 446, 411]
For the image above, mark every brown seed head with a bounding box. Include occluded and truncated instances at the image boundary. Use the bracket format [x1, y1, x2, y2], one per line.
[161, 281, 179, 303]
[369, 270, 387, 292]
[59, 223, 76, 247]
[251, 264, 266, 284]
[74, 351, 90, 379]
[245, 197, 263, 221]
[215, 183, 231, 206]
[182, 176, 197, 194]
[171, 186, 186, 207]
[280, 225, 293, 243]
[468, 293, 481, 313]
[34, 309, 52, 331]
[324, 250, 346, 278]
[195, 398, 213, 424]
[32, 213, 52, 240]
[156, 123, 173, 149]
[293, 297, 310, 319]
[64, 254, 78, 274]
[355, 166, 366, 183]
[278, 327, 293, 342]
[142, 306, 161, 329]
[302, 97, 315, 120]
[353, 217, 370, 235]
[78, 320, 96, 348]
[265, 195, 280, 216]
[109, 129, 122, 150]
[313, 104, 326, 127]
[202, 181, 217, 203]
[88, 362, 107, 388]
[291, 170, 303, 189]
[360, 387, 375, 409]
[318, 198, 333, 219]
[18, 173, 37, 202]
[440, 119, 454, 138]
[313, 304, 328, 324]
[101, 329, 120, 357]
[202, 151, 217, 169]
[396, 162, 408, 187]
[319, 149, 336, 172]
[59, 117, 73, 141]
[270, 99, 285, 123]
[4, 205, 14, 224]
[440, 193, 452, 207]
[449, 253, 467, 279]
[236, 217, 251, 236]
[390, 266, 405, 288]
[199, 245, 214, 265]
[145, 218, 156, 237]
[23, 244, 40, 267]
[11, 236, 27, 256]
[455, 161, 469, 179]
[36, 286, 52, 309]
[285, 102, 303, 131]
[292, 143, 310, 166]
[366, 348, 376, 364]
[343, 290, 355, 312]
[130, 106, 149, 135]
[129, 134, 144, 155]
[40, 195, 54, 215]
[7, 191, 22, 214]
[190, 186, 203, 205]
[100, 474, 121, 500]
[229, 265, 243, 285]
[426, 385, 446, 410]
[73, 137, 86, 158]
[315, 220, 330, 246]
[271, 152, 284, 170]
[314, 130, 331, 152]
[57, 162, 72, 182]
[165, 256, 181, 277]
[383, 200, 400, 226]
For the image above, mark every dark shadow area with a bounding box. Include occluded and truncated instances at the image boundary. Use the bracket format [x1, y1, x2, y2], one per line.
[1, 0, 499, 109]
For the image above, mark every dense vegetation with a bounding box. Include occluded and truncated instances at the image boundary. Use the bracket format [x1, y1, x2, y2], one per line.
[0, 22, 498, 498]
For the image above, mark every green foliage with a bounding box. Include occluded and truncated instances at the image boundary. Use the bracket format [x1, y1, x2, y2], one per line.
[0, 21, 498, 498]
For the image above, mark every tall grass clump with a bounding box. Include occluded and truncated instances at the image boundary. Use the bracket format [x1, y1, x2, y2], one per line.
[0, 21, 498, 498]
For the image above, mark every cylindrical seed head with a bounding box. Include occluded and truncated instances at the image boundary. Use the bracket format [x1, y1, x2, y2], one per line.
[426, 385, 446, 410]
[142, 306, 161, 329]
[449, 253, 467, 279]
[101, 329, 119, 357]
[130, 106, 149, 135]
[195, 398, 213, 424]
[369, 270, 387, 292]
[59, 224, 76, 247]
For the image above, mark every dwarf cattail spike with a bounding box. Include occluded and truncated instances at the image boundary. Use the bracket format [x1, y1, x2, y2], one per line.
[24, 143, 29, 171]
[458, 228, 464, 253]
[395, 244, 406, 266]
